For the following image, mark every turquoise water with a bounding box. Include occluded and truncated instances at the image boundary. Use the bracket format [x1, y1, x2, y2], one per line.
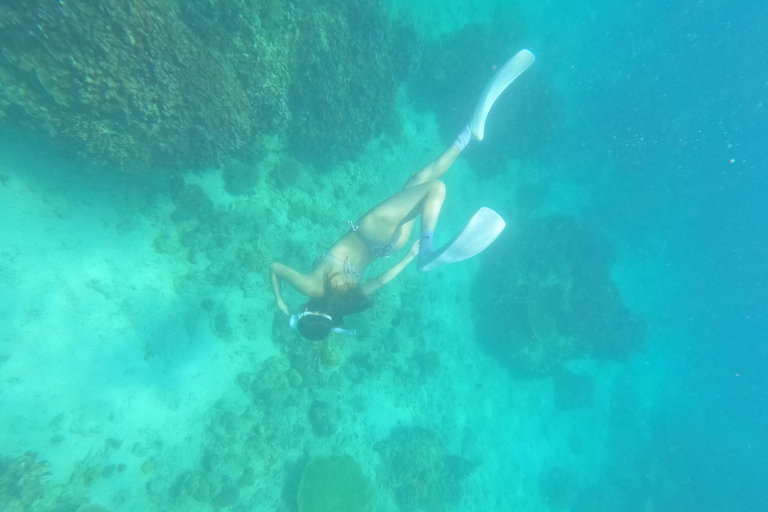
[1, 0, 766, 511]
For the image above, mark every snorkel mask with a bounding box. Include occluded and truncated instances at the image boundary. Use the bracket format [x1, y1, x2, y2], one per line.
[288, 310, 356, 338]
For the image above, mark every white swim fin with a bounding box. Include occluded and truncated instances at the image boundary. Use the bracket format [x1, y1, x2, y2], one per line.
[470, 49, 535, 141]
[418, 207, 506, 272]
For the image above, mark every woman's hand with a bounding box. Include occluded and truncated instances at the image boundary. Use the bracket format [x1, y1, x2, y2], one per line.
[271, 261, 290, 316]
[407, 239, 420, 259]
[360, 239, 422, 295]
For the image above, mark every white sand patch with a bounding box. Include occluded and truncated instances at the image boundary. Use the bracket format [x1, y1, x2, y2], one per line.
[0, 165, 237, 506]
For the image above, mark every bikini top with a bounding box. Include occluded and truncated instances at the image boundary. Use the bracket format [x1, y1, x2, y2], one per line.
[313, 253, 363, 280]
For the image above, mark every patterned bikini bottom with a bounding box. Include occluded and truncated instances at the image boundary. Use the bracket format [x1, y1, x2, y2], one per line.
[348, 220, 394, 258]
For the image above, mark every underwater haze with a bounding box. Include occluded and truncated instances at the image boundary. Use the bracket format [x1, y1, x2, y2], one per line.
[1, 0, 766, 511]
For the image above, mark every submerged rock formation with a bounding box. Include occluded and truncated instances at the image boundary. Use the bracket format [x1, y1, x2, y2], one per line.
[0, 0, 415, 172]
[472, 215, 647, 377]
[375, 426, 477, 512]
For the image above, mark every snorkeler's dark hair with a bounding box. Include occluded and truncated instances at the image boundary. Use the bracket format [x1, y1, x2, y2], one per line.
[296, 273, 372, 340]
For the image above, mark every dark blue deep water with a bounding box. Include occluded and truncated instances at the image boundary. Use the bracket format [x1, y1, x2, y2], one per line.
[567, 0, 768, 508]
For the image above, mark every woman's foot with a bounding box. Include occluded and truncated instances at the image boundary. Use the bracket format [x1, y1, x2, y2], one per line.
[417, 230, 435, 270]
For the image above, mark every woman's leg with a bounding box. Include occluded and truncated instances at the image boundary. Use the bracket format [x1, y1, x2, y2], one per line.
[356, 139, 464, 251]
[396, 143, 463, 256]
[402, 144, 462, 189]
[356, 180, 446, 244]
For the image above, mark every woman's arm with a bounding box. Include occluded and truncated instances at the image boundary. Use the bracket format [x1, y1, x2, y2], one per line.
[270, 262, 322, 314]
[360, 241, 419, 295]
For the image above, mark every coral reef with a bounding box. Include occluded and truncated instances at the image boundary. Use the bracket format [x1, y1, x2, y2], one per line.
[0, 452, 50, 511]
[272, 156, 304, 190]
[408, 14, 563, 174]
[156, 176, 265, 295]
[0, 0, 270, 170]
[223, 159, 260, 197]
[0, 0, 416, 171]
[0, 451, 96, 511]
[375, 427, 477, 512]
[297, 455, 372, 512]
[147, 394, 308, 511]
[308, 401, 341, 437]
[170, 183, 215, 224]
[472, 215, 647, 377]
[249, 356, 295, 408]
[286, 0, 418, 165]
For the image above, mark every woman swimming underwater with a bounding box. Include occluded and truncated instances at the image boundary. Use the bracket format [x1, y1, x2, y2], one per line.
[270, 127, 472, 341]
[271, 49, 535, 340]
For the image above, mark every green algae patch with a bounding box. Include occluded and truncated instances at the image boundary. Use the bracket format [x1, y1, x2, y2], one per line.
[298, 455, 372, 512]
